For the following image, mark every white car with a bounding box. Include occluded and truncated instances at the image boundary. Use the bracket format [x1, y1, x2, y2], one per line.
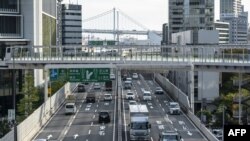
[104, 93, 112, 101]
[126, 90, 135, 100]
[110, 73, 115, 80]
[93, 83, 101, 89]
[65, 103, 76, 115]
[168, 102, 181, 115]
[143, 90, 152, 100]
[132, 73, 139, 79]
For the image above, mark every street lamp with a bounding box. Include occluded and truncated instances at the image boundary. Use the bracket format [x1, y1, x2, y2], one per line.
[12, 48, 17, 141]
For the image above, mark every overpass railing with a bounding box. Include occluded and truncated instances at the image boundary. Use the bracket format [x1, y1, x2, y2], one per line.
[4, 45, 250, 64]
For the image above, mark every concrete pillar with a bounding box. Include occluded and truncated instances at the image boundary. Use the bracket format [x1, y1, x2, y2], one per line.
[189, 65, 194, 113]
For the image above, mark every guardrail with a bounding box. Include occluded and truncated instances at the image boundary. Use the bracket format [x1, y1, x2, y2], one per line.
[0, 82, 77, 141]
[154, 74, 219, 141]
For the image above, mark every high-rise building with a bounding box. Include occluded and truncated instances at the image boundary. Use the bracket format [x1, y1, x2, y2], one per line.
[161, 23, 169, 45]
[61, 4, 82, 45]
[215, 21, 230, 44]
[220, 0, 248, 44]
[168, 0, 214, 43]
[0, 0, 57, 118]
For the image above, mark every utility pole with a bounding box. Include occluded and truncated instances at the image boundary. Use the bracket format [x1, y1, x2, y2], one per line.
[238, 72, 242, 125]
[12, 48, 17, 141]
[113, 8, 116, 41]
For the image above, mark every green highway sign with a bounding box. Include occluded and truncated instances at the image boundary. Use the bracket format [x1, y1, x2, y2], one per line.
[50, 68, 110, 82]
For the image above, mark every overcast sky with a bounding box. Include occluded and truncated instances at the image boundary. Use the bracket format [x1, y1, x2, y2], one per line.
[63, 0, 249, 31]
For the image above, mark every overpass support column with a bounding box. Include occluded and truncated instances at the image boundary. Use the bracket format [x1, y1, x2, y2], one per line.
[44, 69, 49, 103]
[189, 65, 194, 113]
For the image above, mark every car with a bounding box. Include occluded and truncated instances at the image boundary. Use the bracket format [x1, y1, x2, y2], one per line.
[159, 130, 183, 141]
[98, 111, 111, 123]
[110, 73, 115, 80]
[128, 100, 137, 105]
[65, 103, 76, 115]
[93, 83, 101, 89]
[34, 139, 48, 141]
[126, 77, 132, 83]
[168, 102, 181, 115]
[86, 92, 96, 103]
[154, 87, 164, 94]
[126, 90, 135, 100]
[104, 93, 112, 101]
[132, 73, 139, 79]
[143, 90, 152, 101]
[77, 84, 86, 92]
[124, 81, 132, 89]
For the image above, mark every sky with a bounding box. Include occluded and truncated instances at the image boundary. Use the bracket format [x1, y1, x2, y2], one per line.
[63, 0, 250, 31]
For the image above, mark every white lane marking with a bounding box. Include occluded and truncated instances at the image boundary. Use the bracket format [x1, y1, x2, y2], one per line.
[99, 130, 105, 136]
[74, 134, 79, 139]
[47, 134, 53, 140]
[97, 104, 99, 108]
[64, 130, 67, 135]
[164, 114, 173, 124]
[86, 104, 92, 108]
[100, 125, 105, 130]
[156, 121, 162, 124]
[188, 131, 193, 136]
[91, 122, 93, 126]
[79, 105, 82, 108]
[159, 103, 161, 107]
[150, 106, 153, 109]
[179, 121, 185, 125]
[151, 137, 153, 141]
[104, 102, 109, 106]
[148, 102, 152, 106]
[92, 115, 95, 119]
[162, 108, 165, 112]
[95, 109, 97, 112]
[88, 130, 91, 134]
[85, 108, 90, 111]
[158, 125, 164, 130]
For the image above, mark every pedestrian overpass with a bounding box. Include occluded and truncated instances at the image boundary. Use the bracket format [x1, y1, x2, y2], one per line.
[1, 45, 250, 72]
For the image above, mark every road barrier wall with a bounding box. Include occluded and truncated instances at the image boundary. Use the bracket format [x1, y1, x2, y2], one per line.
[154, 73, 190, 112]
[154, 73, 219, 141]
[0, 82, 77, 141]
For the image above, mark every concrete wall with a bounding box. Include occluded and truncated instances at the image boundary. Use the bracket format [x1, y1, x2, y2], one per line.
[198, 30, 219, 44]
[0, 82, 77, 141]
[172, 30, 193, 45]
[198, 72, 219, 101]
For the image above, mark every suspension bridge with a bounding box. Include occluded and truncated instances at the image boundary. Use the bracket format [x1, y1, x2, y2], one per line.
[82, 8, 161, 42]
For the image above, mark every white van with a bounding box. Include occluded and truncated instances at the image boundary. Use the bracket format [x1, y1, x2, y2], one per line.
[65, 103, 76, 115]
[143, 91, 152, 101]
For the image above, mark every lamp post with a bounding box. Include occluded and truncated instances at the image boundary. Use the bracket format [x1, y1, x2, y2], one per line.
[12, 48, 17, 141]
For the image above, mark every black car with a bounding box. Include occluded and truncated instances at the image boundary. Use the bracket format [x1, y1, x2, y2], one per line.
[98, 111, 110, 123]
[78, 84, 86, 92]
[86, 93, 96, 103]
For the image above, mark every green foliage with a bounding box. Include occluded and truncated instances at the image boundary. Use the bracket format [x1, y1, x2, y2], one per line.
[17, 72, 39, 121]
[196, 109, 212, 125]
[0, 120, 11, 138]
[51, 76, 67, 95]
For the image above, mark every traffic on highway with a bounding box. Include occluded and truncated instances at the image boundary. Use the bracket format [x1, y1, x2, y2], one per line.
[34, 72, 207, 141]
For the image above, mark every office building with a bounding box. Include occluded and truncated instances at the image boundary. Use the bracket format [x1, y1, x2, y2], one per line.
[161, 23, 169, 45]
[62, 4, 82, 45]
[0, 0, 57, 118]
[215, 21, 230, 44]
[220, 0, 248, 44]
[168, 0, 214, 43]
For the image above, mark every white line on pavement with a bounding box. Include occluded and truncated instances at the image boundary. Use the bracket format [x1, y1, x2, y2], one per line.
[88, 130, 91, 134]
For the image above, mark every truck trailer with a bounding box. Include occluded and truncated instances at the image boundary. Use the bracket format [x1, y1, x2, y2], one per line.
[128, 105, 151, 141]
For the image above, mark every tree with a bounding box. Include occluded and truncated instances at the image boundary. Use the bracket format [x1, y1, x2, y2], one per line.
[17, 72, 39, 121]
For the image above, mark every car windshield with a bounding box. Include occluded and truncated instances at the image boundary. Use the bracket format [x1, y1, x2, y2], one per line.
[156, 87, 162, 90]
[131, 122, 148, 129]
[129, 101, 137, 105]
[170, 103, 179, 108]
[66, 105, 74, 108]
[127, 92, 133, 95]
[144, 92, 150, 96]
[162, 135, 178, 140]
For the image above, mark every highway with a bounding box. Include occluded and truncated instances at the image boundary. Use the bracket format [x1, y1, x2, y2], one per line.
[34, 81, 117, 141]
[34, 73, 207, 141]
[121, 73, 207, 141]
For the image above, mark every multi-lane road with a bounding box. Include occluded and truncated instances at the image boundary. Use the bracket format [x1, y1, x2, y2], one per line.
[34, 73, 207, 141]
